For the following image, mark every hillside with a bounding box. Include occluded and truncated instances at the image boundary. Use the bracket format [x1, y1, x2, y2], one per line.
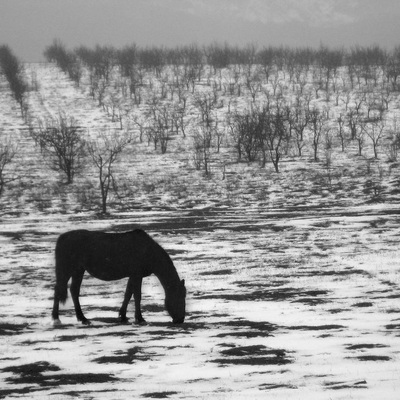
[0, 58, 400, 399]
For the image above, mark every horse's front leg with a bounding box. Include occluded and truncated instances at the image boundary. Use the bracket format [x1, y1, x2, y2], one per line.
[119, 276, 146, 324]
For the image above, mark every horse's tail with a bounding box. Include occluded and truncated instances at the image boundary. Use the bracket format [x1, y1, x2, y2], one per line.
[55, 280, 68, 304]
[54, 235, 69, 304]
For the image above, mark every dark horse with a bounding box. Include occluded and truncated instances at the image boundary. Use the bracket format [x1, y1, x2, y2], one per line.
[51, 229, 186, 325]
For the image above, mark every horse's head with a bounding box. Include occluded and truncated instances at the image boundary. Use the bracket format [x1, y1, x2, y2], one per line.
[165, 279, 186, 324]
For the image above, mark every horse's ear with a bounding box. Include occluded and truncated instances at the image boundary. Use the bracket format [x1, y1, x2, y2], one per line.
[181, 279, 185, 286]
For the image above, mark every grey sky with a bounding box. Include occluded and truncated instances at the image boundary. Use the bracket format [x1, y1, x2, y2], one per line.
[1, 0, 400, 61]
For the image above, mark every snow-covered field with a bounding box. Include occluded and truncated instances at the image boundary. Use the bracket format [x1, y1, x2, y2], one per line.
[1, 62, 400, 399]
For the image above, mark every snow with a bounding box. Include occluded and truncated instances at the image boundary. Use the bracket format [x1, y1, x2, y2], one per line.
[1, 61, 400, 398]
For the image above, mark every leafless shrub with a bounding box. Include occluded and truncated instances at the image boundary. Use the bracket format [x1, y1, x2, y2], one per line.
[87, 129, 132, 214]
[30, 113, 86, 184]
[192, 126, 212, 176]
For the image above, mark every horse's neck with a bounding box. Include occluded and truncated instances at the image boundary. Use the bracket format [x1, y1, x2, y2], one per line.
[152, 256, 180, 291]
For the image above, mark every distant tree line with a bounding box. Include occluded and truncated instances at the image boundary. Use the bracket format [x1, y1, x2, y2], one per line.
[44, 40, 400, 88]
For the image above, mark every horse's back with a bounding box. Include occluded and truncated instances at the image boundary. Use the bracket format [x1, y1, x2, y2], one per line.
[55, 229, 155, 280]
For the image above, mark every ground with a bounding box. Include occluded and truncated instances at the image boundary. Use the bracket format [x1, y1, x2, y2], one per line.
[0, 62, 399, 399]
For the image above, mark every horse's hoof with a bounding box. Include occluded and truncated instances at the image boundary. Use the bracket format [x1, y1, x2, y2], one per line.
[81, 319, 91, 325]
[51, 319, 62, 327]
[119, 317, 129, 324]
[134, 319, 147, 325]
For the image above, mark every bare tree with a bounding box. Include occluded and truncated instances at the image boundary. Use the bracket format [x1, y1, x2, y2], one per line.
[103, 91, 131, 130]
[309, 108, 329, 162]
[147, 104, 174, 154]
[364, 120, 386, 159]
[132, 115, 148, 143]
[290, 106, 309, 156]
[336, 113, 347, 152]
[386, 117, 400, 162]
[87, 129, 131, 214]
[171, 104, 190, 138]
[355, 121, 367, 157]
[256, 106, 289, 172]
[270, 73, 282, 96]
[245, 67, 263, 102]
[223, 65, 242, 96]
[194, 93, 218, 131]
[128, 67, 143, 105]
[30, 113, 86, 184]
[230, 111, 259, 162]
[346, 108, 363, 140]
[0, 137, 17, 196]
[193, 126, 212, 176]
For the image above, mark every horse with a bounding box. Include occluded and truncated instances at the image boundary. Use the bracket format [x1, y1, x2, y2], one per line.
[51, 229, 186, 325]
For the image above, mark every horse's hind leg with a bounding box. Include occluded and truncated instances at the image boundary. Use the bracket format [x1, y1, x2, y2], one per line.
[70, 268, 89, 325]
[52, 290, 62, 324]
[51, 270, 69, 324]
[51, 292, 61, 325]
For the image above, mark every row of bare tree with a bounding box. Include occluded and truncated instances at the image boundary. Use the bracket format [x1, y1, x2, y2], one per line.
[0, 45, 28, 115]
[0, 46, 26, 194]
[44, 41, 400, 90]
